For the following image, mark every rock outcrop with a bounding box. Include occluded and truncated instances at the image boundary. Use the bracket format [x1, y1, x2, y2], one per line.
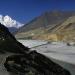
[0, 23, 29, 54]
[0, 23, 71, 75]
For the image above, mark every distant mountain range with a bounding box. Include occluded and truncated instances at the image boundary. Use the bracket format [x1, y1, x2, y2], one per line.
[14, 11, 75, 41]
[0, 15, 23, 32]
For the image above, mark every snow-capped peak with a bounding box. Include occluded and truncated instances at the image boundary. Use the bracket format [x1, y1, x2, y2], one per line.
[0, 15, 23, 28]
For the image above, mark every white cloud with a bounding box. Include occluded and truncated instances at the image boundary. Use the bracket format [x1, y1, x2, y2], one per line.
[0, 15, 23, 28]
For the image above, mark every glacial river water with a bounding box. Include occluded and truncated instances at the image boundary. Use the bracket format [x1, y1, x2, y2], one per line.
[18, 40, 75, 75]
[0, 40, 75, 75]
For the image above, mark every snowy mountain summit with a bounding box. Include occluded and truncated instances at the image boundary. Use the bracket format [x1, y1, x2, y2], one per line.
[0, 15, 23, 28]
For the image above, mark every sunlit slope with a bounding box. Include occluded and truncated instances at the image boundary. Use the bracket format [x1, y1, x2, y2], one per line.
[15, 11, 75, 41]
[51, 16, 75, 41]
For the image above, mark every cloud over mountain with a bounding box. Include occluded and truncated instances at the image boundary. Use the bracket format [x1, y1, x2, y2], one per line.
[0, 15, 23, 28]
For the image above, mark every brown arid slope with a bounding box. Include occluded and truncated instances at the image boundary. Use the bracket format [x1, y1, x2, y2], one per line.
[15, 11, 75, 42]
[51, 16, 75, 42]
[15, 11, 72, 33]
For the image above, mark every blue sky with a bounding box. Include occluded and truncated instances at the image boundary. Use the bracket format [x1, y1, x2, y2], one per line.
[0, 0, 75, 24]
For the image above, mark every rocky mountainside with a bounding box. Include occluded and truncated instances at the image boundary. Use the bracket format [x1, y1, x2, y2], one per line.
[15, 11, 75, 32]
[0, 23, 71, 75]
[50, 16, 75, 41]
[14, 11, 75, 41]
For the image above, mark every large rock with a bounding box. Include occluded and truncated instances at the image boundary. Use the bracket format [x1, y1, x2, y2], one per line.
[0, 23, 71, 75]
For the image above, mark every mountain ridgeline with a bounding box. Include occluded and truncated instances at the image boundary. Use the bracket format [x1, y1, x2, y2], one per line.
[15, 11, 75, 41]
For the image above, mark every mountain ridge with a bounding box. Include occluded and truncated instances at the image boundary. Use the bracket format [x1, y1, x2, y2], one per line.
[15, 11, 75, 41]
[15, 11, 73, 33]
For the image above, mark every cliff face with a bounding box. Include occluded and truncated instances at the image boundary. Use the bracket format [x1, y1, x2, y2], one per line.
[0, 23, 71, 75]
